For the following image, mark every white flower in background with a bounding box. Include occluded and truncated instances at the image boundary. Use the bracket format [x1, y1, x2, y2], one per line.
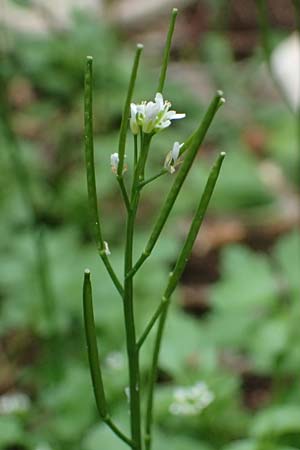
[105, 352, 125, 370]
[0, 392, 30, 415]
[271, 32, 300, 112]
[169, 381, 214, 416]
[130, 92, 186, 135]
[164, 141, 184, 174]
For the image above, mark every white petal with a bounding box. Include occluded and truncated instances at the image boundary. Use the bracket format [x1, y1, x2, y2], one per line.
[171, 142, 181, 161]
[157, 120, 171, 129]
[145, 101, 160, 120]
[166, 110, 186, 120]
[155, 92, 164, 110]
[130, 103, 137, 117]
[110, 152, 119, 167]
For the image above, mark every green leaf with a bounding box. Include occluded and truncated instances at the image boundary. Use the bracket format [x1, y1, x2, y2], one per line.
[222, 439, 298, 450]
[83, 424, 128, 450]
[251, 405, 300, 438]
[211, 245, 277, 312]
[0, 416, 24, 447]
[273, 230, 300, 299]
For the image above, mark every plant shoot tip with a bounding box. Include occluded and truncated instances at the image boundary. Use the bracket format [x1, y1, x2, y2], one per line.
[217, 89, 224, 97]
[137, 43, 144, 50]
[172, 8, 178, 14]
[86, 56, 93, 61]
[84, 268, 91, 275]
[220, 151, 226, 157]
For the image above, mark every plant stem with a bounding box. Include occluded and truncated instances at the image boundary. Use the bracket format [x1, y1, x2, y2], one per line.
[139, 169, 168, 188]
[137, 300, 165, 350]
[134, 134, 138, 168]
[83, 270, 108, 418]
[122, 135, 152, 450]
[117, 176, 131, 212]
[123, 204, 141, 448]
[83, 270, 133, 447]
[144, 152, 226, 450]
[84, 56, 123, 297]
[157, 8, 178, 94]
[118, 44, 144, 176]
[128, 92, 224, 278]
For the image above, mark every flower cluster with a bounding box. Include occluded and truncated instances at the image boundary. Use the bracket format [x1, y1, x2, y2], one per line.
[0, 392, 30, 415]
[130, 92, 185, 135]
[169, 381, 214, 416]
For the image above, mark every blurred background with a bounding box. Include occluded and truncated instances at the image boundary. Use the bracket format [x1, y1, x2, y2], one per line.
[0, 1, 299, 449]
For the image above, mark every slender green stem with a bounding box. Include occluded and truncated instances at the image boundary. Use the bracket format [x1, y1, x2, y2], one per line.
[137, 299, 166, 350]
[84, 56, 123, 297]
[128, 92, 225, 279]
[133, 133, 152, 186]
[144, 304, 168, 450]
[134, 134, 138, 168]
[83, 270, 108, 418]
[117, 176, 131, 212]
[83, 270, 133, 447]
[145, 152, 226, 450]
[139, 169, 168, 188]
[157, 8, 178, 94]
[121, 136, 153, 450]
[105, 418, 133, 447]
[123, 197, 142, 449]
[118, 44, 144, 176]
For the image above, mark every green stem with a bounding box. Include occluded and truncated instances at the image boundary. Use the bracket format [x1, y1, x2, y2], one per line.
[84, 56, 123, 297]
[128, 92, 225, 278]
[157, 8, 178, 94]
[134, 134, 138, 168]
[117, 176, 131, 212]
[133, 133, 152, 187]
[118, 44, 144, 176]
[121, 136, 152, 450]
[123, 199, 142, 449]
[83, 270, 108, 418]
[83, 270, 133, 447]
[145, 152, 226, 450]
[137, 299, 166, 350]
[139, 169, 168, 188]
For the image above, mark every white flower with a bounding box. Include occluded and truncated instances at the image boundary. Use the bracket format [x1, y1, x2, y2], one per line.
[169, 381, 214, 416]
[110, 153, 127, 174]
[110, 152, 119, 173]
[130, 92, 185, 135]
[164, 141, 183, 174]
[0, 392, 30, 415]
[105, 352, 125, 370]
